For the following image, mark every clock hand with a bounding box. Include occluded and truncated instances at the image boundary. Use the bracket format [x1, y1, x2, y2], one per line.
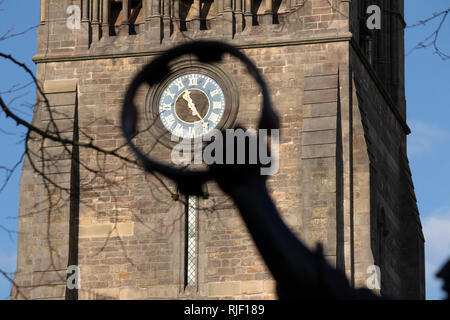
[182, 90, 196, 116]
[189, 101, 208, 129]
[182, 90, 208, 129]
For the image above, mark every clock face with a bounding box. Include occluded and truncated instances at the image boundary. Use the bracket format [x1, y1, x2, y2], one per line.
[158, 73, 226, 139]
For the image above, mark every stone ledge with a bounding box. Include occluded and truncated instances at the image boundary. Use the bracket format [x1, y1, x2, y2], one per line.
[79, 221, 134, 238]
[304, 74, 338, 90]
[302, 116, 337, 132]
[43, 80, 77, 94]
[303, 88, 338, 104]
[208, 281, 242, 297]
[302, 144, 336, 159]
[32, 34, 354, 63]
[302, 130, 336, 146]
[303, 102, 337, 117]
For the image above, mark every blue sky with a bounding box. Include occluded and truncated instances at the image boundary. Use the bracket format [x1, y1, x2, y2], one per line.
[0, 1, 449, 300]
[0, 0, 39, 300]
[404, 0, 450, 300]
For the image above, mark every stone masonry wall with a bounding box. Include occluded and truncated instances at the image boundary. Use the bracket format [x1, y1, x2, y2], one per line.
[349, 46, 424, 298]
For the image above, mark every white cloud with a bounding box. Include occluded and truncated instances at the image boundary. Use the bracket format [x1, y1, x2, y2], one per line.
[422, 208, 450, 300]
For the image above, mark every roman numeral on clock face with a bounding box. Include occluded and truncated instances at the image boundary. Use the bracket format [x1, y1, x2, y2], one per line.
[188, 76, 199, 86]
[213, 101, 222, 109]
[173, 123, 184, 136]
[174, 79, 184, 91]
[161, 103, 171, 111]
[165, 113, 175, 128]
[210, 89, 219, 97]
[208, 112, 219, 123]
[166, 91, 175, 100]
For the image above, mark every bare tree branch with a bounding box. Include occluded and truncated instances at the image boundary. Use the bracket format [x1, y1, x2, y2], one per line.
[407, 8, 450, 60]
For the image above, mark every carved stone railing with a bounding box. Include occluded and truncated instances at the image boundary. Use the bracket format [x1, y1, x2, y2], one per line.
[80, 0, 306, 41]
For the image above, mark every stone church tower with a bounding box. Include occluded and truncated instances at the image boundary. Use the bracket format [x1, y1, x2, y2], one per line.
[12, 0, 424, 299]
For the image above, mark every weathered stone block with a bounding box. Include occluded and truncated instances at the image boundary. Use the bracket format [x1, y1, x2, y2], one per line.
[208, 281, 242, 296]
[79, 222, 134, 238]
[43, 79, 77, 94]
[302, 116, 337, 132]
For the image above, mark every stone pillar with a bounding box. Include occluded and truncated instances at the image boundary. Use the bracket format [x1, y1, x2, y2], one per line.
[37, 0, 48, 53]
[191, 0, 201, 30]
[119, 0, 130, 35]
[92, 0, 101, 41]
[40, 0, 46, 23]
[92, 1, 99, 24]
[265, 0, 273, 13]
[102, 0, 111, 38]
[223, 0, 234, 37]
[244, 0, 252, 29]
[143, 0, 153, 32]
[286, 0, 296, 11]
[173, 0, 180, 32]
[149, 0, 162, 41]
[261, 0, 273, 25]
[215, 0, 224, 14]
[142, 0, 149, 31]
[81, 0, 89, 22]
[79, 0, 91, 49]
[13, 80, 79, 300]
[162, 0, 171, 38]
[234, 0, 244, 32]
[210, 0, 223, 31]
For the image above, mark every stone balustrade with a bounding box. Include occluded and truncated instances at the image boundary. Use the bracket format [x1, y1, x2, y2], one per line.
[77, 0, 306, 40]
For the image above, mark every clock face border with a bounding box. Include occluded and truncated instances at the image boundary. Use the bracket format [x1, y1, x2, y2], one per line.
[144, 60, 239, 148]
[159, 73, 225, 139]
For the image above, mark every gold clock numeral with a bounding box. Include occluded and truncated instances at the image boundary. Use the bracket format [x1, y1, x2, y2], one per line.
[208, 112, 219, 123]
[202, 78, 210, 89]
[213, 101, 222, 109]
